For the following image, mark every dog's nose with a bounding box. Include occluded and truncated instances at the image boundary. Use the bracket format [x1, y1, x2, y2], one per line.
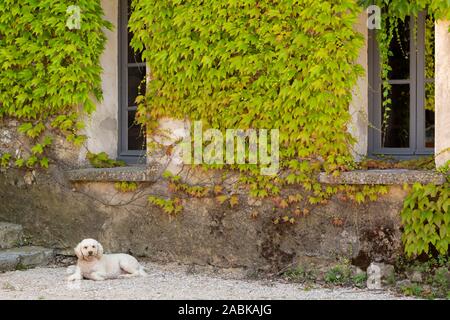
[88, 251, 93, 255]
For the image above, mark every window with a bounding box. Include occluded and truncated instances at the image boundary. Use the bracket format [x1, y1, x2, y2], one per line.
[118, 0, 146, 162]
[368, 12, 435, 157]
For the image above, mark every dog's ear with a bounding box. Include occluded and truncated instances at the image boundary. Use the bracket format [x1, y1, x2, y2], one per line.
[96, 241, 104, 259]
[74, 243, 84, 260]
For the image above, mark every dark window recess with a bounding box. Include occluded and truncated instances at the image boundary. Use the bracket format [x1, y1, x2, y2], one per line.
[119, 0, 146, 162]
[382, 84, 410, 148]
[387, 19, 410, 80]
[369, 12, 435, 157]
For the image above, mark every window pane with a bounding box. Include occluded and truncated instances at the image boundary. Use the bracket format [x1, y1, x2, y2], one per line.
[127, 1, 143, 63]
[425, 82, 435, 148]
[128, 66, 146, 106]
[128, 31, 143, 64]
[387, 18, 410, 80]
[382, 84, 410, 148]
[128, 111, 146, 151]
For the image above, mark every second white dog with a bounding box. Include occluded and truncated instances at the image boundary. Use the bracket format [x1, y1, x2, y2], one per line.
[67, 238, 147, 281]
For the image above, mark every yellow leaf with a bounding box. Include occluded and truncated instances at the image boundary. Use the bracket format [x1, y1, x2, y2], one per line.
[229, 195, 239, 208]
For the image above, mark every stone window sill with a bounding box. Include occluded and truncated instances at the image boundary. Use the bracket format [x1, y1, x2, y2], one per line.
[319, 169, 446, 185]
[66, 166, 159, 182]
[67, 167, 446, 186]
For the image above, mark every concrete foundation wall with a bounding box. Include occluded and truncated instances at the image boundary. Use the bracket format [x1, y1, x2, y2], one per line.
[0, 168, 406, 270]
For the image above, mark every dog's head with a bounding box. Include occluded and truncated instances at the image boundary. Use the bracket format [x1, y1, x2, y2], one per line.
[74, 239, 104, 261]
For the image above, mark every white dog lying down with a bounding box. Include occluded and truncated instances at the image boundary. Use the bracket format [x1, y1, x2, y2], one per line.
[67, 239, 147, 281]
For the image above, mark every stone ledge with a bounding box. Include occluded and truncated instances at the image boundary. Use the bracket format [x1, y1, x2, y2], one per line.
[319, 169, 446, 185]
[67, 167, 447, 186]
[0, 246, 54, 272]
[66, 166, 159, 182]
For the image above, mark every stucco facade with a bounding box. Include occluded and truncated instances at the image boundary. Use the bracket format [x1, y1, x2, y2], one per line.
[81, 0, 120, 162]
[349, 13, 369, 160]
[435, 20, 450, 167]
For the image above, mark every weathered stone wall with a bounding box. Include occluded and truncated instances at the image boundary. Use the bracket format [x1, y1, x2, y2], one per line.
[0, 119, 81, 169]
[0, 165, 409, 271]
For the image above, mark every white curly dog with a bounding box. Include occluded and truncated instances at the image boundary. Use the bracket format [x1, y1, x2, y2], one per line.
[67, 239, 147, 281]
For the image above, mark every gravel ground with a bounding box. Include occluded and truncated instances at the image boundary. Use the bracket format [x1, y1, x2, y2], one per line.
[0, 261, 412, 300]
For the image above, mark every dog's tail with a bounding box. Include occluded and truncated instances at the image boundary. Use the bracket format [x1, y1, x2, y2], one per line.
[139, 265, 148, 277]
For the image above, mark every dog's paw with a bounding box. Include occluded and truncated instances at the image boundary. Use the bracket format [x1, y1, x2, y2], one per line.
[91, 277, 106, 281]
[67, 274, 82, 281]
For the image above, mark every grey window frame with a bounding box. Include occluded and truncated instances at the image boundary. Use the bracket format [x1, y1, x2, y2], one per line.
[368, 12, 434, 158]
[118, 0, 146, 163]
